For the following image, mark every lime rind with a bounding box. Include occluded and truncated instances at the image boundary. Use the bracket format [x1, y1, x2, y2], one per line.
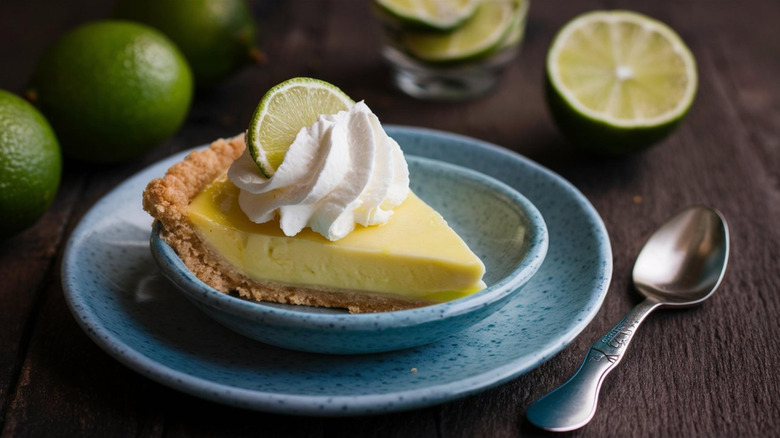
[545, 76, 684, 155]
[376, 0, 482, 31]
[246, 77, 354, 178]
[547, 10, 697, 129]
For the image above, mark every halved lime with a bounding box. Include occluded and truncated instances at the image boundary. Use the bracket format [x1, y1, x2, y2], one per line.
[401, 0, 517, 63]
[376, 0, 482, 31]
[546, 11, 697, 154]
[246, 77, 354, 177]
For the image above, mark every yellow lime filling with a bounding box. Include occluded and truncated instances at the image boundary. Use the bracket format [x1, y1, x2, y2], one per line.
[187, 178, 486, 302]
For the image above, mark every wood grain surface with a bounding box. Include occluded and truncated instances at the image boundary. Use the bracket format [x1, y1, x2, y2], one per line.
[1, 1, 778, 437]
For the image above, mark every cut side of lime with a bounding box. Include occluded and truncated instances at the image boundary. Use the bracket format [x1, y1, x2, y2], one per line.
[246, 78, 354, 177]
[548, 11, 697, 131]
[376, 0, 482, 31]
[401, 0, 517, 63]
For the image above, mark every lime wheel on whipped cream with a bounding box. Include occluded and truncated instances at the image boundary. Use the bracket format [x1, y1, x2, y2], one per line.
[246, 77, 355, 177]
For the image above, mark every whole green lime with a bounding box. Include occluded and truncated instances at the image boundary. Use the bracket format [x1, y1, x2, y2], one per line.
[0, 90, 62, 239]
[114, 0, 258, 87]
[29, 21, 193, 163]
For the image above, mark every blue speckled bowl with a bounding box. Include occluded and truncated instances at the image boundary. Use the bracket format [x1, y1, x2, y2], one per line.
[151, 156, 548, 354]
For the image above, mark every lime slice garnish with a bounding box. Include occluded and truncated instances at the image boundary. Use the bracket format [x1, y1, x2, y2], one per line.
[546, 11, 697, 153]
[376, 0, 482, 31]
[246, 77, 354, 177]
[499, 0, 529, 49]
[400, 0, 518, 63]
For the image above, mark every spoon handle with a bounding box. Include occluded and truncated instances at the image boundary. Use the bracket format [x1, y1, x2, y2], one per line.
[526, 298, 662, 431]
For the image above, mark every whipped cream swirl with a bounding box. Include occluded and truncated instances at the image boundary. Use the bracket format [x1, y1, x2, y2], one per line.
[227, 101, 409, 241]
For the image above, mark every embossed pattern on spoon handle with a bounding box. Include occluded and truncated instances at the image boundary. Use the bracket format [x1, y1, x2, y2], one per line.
[526, 299, 662, 432]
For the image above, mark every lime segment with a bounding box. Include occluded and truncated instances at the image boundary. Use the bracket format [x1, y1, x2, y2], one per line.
[401, 0, 518, 63]
[246, 78, 354, 177]
[548, 10, 697, 127]
[376, 0, 481, 31]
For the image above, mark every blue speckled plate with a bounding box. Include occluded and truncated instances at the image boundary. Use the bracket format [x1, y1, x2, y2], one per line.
[62, 126, 611, 416]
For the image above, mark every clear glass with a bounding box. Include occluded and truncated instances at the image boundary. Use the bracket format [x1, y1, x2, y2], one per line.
[374, 0, 530, 101]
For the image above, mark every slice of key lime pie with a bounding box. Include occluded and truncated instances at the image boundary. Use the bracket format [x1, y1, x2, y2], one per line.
[144, 78, 485, 313]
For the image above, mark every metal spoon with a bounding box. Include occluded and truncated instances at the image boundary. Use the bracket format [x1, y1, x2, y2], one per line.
[526, 206, 729, 432]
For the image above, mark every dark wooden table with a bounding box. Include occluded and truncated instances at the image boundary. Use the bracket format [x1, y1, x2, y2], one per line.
[2, 1, 778, 436]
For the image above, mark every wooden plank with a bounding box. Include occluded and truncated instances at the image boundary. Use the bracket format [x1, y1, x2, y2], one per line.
[155, 403, 323, 438]
[0, 172, 85, 427]
[1, 239, 165, 438]
[702, 3, 780, 198]
[321, 411, 439, 438]
[0, 0, 114, 428]
[660, 3, 780, 436]
[0, 0, 113, 93]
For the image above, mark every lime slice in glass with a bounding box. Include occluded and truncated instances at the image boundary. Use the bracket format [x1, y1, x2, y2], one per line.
[246, 77, 354, 177]
[546, 10, 697, 154]
[376, 0, 482, 31]
[499, 0, 529, 49]
[401, 0, 517, 63]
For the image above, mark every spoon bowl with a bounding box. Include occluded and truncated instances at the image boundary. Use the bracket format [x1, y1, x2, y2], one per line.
[527, 206, 729, 431]
[633, 207, 729, 306]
